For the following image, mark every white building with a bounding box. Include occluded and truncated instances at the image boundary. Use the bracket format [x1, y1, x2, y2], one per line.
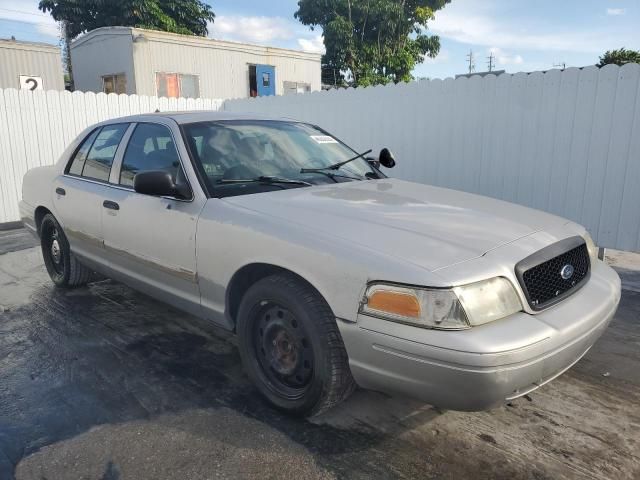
[0, 38, 65, 91]
[70, 27, 322, 99]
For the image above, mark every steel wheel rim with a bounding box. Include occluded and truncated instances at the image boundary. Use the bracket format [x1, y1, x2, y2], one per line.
[45, 224, 64, 275]
[252, 301, 314, 399]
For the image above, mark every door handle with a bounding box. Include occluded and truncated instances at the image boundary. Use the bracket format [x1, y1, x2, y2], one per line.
[55, 187, 66, 196]
[103, 200, 120, 211]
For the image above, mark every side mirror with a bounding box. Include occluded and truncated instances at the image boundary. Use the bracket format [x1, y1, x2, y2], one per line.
[133, 171, 190, 199]
[379, 148, 396, 168]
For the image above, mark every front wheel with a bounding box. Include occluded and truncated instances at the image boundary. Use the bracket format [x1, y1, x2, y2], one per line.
[40, 213, 92, 288]
[237, 273, 356, 416]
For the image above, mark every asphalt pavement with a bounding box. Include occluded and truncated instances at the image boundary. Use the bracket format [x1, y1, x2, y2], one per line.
[1, 228, 639, 480]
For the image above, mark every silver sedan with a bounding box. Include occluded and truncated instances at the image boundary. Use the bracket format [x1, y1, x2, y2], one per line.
[20, 112, 621, 416]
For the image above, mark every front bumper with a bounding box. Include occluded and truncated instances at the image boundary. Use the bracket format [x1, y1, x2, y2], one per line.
[339, 260, 621, 410]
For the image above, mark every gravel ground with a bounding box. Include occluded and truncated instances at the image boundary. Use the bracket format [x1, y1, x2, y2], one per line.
[1, 229, 639, 480]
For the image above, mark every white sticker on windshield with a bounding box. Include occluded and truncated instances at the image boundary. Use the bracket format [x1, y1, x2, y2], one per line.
[310, 135, 338, 144]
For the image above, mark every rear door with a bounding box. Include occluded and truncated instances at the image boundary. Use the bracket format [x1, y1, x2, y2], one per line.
[53, 123, 129, 264]
[101, 121, 206, 315]
[256, 65, 276, 96]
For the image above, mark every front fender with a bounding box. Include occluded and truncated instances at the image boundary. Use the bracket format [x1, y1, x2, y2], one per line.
[195, 198, 443, 326]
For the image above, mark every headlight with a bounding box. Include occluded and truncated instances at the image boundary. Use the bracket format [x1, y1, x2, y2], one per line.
[360, 278, 522, 330]
[583, 231, 599, 262]
[453, 277, 522, 326]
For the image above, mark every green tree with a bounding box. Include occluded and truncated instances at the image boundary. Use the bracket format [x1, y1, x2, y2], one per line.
[295, 0, 450, 87]
[39, 0, 215, 38]
[39, 0, 215, 87]
[597, 48, 640, 67]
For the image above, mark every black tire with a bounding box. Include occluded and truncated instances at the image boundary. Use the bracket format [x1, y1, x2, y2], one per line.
[237, 273, 356, 416]
[40, 213, 91, 288]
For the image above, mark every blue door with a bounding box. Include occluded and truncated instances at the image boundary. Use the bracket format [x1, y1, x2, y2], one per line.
[256, 65, 275, 96]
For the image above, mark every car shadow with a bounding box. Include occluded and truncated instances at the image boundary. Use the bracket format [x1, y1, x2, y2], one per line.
[0, 278, 443, 479]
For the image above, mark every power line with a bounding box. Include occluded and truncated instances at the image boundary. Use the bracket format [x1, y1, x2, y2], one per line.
[0, 7, 52, 19]
[0, 23, 55, 35]
[0, 16, 59, 38]
[0, 17, 58, 29]
[0, 7, 58, 35]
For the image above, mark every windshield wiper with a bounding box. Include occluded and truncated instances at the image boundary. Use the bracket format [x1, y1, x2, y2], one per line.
[301, 170, 364, 182]
[217, 176, 312, 186]
[300, 149, 373, 174]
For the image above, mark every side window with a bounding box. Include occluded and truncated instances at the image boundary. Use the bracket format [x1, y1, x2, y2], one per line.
[120, 123, 183, 187]
[67, 129, 100, 175]
[81, 124, 128, 182]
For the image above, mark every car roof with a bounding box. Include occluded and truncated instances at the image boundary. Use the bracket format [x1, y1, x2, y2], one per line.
[104, 110, 297, 125]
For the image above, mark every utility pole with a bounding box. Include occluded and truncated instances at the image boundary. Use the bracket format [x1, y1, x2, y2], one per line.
[487, 53, 495, 72]
[466, 50, 475, 74]
[553, 62, 567, 70]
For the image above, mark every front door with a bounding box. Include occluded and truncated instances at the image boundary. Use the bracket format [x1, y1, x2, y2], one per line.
[256, 65, 276, 96]
[101, 122, 205, 316]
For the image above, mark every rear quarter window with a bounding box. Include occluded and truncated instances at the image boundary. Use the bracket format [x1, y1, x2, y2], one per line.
[81, 124, 128, 182]
[67, 129, 100, 176]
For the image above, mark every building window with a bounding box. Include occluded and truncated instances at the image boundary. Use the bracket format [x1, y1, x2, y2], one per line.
[283, 81, 311, 95]
[102, 74, 126, 94]
[156, 72, 200, 99]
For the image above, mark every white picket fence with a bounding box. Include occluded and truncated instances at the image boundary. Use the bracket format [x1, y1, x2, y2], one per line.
[225, 64, 640, 252]
[0, 89, 223, 225]
[2, 64, 640, 251]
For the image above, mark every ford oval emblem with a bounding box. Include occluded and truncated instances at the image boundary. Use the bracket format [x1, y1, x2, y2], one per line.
[560, 264, 575, 280]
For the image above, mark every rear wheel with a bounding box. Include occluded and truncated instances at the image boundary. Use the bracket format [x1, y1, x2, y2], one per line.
[40, 214, 91, 288]
[237, 273, 356, 416]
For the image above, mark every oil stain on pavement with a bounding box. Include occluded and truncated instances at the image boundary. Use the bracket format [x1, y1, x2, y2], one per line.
[1, 230, 639, 479]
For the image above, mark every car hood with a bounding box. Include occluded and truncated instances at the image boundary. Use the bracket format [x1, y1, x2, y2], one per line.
[223, 179, 568, 271]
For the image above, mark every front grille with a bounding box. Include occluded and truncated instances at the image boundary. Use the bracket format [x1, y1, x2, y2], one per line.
[515, 237, 590, 311]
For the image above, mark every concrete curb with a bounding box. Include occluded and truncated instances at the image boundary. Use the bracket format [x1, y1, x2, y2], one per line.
[0, 221, 23, 231]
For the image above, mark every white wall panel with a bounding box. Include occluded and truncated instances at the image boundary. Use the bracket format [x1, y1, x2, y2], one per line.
[0, 89, 223, 224]
[596, 64, 640, 247]
[0, 40, 65, 91]
[225, 65, 640, 251]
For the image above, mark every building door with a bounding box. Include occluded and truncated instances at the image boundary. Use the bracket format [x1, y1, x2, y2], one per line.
[256, 65, 275, 96]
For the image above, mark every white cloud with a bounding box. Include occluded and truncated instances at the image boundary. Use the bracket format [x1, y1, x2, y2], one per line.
[208, 16, 295, 45]
[430, 6, 625, 54]
[606, 8, 626, 16]
[0, 0, 59, 38]
[423, 49, 450, 64]
[297, 35, 325, 53]
[489, 47, 523, 65]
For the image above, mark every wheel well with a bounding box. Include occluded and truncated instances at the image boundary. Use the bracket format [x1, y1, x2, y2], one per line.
[34, 206, 53, 237]
[226, 263, 321, 329]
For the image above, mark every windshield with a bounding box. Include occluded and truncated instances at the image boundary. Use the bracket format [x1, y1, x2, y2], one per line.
[182, 120, 379, 197]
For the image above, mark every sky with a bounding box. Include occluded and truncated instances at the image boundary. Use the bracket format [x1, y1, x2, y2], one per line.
[0, 0, 638, 80]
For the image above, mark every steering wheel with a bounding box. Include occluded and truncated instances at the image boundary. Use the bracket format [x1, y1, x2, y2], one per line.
[222, 164, 260, 180]
[306, 156, 328, 168]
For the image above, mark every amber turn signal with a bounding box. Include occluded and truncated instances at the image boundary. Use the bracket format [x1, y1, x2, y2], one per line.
[366, 290, 421, 318]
